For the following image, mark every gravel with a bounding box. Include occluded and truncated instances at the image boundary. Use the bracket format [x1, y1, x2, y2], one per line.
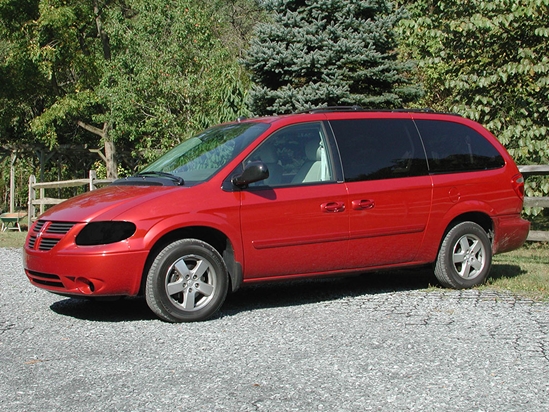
[1, 247, 548, 411]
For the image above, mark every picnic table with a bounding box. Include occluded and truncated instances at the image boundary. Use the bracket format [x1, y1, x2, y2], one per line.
[0, 212, 27, 232]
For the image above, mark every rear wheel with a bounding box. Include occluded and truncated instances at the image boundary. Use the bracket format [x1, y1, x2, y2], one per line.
[434, 222, 492, 289]
[145, 239, 228, 322]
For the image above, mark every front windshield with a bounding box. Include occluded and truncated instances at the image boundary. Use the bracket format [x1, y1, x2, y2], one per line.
[141, 122, 270, 184]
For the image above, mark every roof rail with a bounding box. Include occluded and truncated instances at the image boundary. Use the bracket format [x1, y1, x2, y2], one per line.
[295, 106, 364, 114]
[295, 106, 462, 116]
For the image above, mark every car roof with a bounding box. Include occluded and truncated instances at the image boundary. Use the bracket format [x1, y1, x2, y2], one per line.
[237, 106, 464, 127]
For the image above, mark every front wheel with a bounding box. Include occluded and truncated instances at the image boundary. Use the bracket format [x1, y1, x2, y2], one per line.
[145, 239, 228, 322]
[434, 222, 492, 289]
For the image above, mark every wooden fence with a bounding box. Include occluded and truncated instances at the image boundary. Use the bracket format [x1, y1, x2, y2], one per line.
[28, 170, 114, 222]
[27, 166, 548, 241]
[518, 165, 549, 242]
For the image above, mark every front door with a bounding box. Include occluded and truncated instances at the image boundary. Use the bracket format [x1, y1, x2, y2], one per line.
[238, 122, 350, 279]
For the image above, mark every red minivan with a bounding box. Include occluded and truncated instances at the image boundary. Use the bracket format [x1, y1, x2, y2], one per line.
[24, 108, 530, 322]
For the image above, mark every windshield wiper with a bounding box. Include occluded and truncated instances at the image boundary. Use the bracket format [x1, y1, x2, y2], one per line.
[134, 171, 184, 186]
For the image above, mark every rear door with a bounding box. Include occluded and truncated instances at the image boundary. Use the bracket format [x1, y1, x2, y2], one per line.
[238, 122, 350, 279]
[329, 117, 433, 268]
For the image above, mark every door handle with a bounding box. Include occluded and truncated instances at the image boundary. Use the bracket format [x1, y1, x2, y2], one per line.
[321, 201, 346, 213]
[352, 199, 375, 210]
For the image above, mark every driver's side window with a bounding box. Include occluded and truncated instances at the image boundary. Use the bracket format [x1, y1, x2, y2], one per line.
[246, 123, 334, 187]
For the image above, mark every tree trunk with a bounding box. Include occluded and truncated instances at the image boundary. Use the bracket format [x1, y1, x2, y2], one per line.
[77, 120, 118, 179]
[87, 0, 116, 178]
[103, 124, 117, 179]
[94, 0, 111, 61]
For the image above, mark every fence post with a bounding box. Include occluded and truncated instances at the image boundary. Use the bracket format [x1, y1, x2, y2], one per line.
[39, 186, 45, 216]
[89, 170, 97, 191]
[28, 174, 36, 222]
[10, 152, 16, 213]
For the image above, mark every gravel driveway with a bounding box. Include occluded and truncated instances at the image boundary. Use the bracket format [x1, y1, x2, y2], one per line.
[1, 247, 548, 411]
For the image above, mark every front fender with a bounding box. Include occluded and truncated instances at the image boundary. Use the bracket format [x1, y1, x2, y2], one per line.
[141, 212, 243, 259]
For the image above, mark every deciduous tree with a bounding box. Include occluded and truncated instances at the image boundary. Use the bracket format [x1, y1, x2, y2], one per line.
[399, 0, 549, 171]
[100, 0, 251, 162]
[1, 0, 259, 179]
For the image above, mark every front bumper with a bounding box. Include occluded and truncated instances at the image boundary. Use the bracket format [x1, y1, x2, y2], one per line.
[24, 248, 149, 297]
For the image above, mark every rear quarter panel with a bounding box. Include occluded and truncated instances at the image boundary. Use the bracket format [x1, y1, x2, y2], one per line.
[417, 168, 524, 263]
[409, 113, 526, 262]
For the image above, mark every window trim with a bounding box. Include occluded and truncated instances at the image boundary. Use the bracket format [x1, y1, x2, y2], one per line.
[239, 121, 342, 190]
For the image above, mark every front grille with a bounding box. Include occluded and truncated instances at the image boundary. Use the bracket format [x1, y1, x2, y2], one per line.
[27, 220, 77, 251]
[28, 235, 37, 249]
[33, 220, 45, 231]
[38, 238, 61, 251]
[45, 222, 76, 234]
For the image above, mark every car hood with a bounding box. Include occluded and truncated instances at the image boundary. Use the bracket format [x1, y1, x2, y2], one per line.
[37, 185, 184, 222]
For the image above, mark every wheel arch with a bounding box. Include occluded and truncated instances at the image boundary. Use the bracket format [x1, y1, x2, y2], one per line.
[444, 212, 494, 239]
[140, 226, 243, 295]
[435, 211, 494, 260]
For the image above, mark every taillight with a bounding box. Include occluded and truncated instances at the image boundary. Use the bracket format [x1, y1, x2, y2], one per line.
[511, 174, 525, 200]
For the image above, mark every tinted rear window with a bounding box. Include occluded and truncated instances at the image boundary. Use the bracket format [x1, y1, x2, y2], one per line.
[415, 120, 505, 173]
[330, 119, 428, 182]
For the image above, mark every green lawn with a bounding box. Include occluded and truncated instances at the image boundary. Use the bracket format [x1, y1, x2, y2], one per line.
[0, 230, 27, 248]
[484, 243, 548, 300]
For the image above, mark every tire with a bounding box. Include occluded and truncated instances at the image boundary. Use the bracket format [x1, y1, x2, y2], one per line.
[145, 239, 228, 322]
[434, 222, 492, 289]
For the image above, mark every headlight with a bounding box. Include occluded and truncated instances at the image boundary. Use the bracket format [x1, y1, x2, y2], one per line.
[75, 221, 136, 246]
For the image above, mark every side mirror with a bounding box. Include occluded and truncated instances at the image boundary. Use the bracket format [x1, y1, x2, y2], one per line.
[232, 161, 269, 188]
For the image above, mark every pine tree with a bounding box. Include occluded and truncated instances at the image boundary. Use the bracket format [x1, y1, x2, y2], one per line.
[243, 0, 421, 115]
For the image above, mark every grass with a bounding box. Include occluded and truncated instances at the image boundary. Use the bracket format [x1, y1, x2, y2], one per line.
[481, 206, 549, 301]
[0, 230, 27, 248]
[2, 215, 548, 301]
[484, 242, 549, 300]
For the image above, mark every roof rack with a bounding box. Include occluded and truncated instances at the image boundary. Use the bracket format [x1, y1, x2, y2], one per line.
[294, 105, 364, 114]
[295, 106, 461, 116]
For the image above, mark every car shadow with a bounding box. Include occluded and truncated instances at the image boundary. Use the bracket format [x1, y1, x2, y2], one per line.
[222, 267, 437, 315]
[488, 263, 525, 281]
[49, 262, 524, 323]
[50, 296, 157, 322]
[50, 267, 437, 322]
